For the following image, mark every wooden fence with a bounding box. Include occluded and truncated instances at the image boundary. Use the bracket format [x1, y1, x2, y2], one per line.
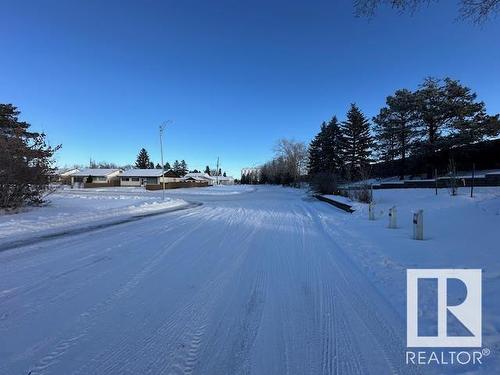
[145, 181, 209, 190]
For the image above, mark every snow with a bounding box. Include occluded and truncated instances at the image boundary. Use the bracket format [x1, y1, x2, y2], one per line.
[72, 168, 122, 177]
[0, 185, 498, 374]
[0, 187, 189, 242]
[317, 187, 500, 374]
[323, 194, 354, 206]
[120, 169, 167, 177]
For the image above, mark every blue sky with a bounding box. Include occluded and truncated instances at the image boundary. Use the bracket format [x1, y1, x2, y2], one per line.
[1, 0, 499, 178]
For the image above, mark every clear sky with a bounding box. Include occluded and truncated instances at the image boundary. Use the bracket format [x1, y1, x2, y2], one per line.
[1, 0, 499, 178]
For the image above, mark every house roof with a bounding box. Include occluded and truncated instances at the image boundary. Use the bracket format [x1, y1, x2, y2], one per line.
[121, 169, 165, 177]
[120, 169, 180, 177]
[182, 172, 215, 181]
[54, 168, 79, 176]
[72, 168, 122, 177]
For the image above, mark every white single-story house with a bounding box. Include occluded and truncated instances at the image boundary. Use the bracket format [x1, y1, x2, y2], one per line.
[214, 175, 235, 185]
[181, 173, 234, 185]
[120, 169, 181, 186]
[53, 168, 79, 184]
[71, 169, 122, 186]
[182, 172, 215, 185]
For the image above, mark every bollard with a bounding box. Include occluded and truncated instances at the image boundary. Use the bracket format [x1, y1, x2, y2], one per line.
[369, 202, 376, 220]
[388, 206, 397, 229]
[413, 209, 424, 240]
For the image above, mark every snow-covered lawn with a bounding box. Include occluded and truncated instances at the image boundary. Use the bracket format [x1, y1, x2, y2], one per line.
[319, 187, 500, 372]
[0, 187, 188, 241]
[0, 185, 255, 243]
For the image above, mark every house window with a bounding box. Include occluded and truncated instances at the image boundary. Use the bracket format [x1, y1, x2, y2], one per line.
[146, 177, 157, 184]
[132, 178, 140, 181]
[122, 177, 130, 181]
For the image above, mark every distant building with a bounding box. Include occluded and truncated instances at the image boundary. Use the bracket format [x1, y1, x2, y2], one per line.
[214, 175, 235, 185]
[71, 169, 122, 186]
[182, 172, 215, 185]
[120, 169, 181, 187]
[53, 168, 79, 184]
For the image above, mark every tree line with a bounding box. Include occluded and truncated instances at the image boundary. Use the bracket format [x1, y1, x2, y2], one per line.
[134, 147, 191, 175]
[135, 148, 228, 177]
[306, 77, 500, 192]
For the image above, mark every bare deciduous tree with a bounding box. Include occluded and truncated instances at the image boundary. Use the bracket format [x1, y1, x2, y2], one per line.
[273, 139, 308, 186]
[354, 0, 500, 23]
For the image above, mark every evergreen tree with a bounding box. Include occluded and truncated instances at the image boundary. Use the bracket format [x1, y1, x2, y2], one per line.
[373, 89, 418, 179]
[0, 104, 60, 209]
[155, 163, 162, 169]
[322, 116, 344, 175]
[172, 160, 180, 174]
[443, 78, 500, 145]
[341, 104, 372, 180]
[179, 160, 188, 176]
[135, 148, 151, 169]
[148, 161, 154, 169]
[414, 77, 500, 176]
[164, 162, 171, 170]
[308, 117, 344, 178]
[204, 165, 211, 175]
[218, 168, 222, 176]
[223, 171, 227, 177]
[307, 122, 326, 176]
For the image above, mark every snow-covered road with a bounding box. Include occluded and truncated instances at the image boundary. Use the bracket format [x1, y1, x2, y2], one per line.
[1, 187, 412, 374]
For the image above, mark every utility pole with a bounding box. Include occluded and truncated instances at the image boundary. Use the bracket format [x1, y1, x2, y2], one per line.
[216, 157, 220, 186]
[159, 120, 172, 200]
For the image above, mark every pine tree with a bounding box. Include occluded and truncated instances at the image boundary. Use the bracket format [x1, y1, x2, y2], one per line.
[155, 163, 162, 169]
[164, 162, 171, 170]
[223, 171, 226, 177]
[307, 122, 326, 176]
[341, 104, 372, 180]
[179, 160, 188, 176]
[322, 116, 344, 175]
[373, 89, 418, 179]
[172, 160, 180, 174]
[414, 77, 500, 176]
[443, 78, 500, 145]
[0, 104, 60, 209]
[148, 161, 154, 169]
[135, 148, 151, 169]
[204, 165, 211, 175]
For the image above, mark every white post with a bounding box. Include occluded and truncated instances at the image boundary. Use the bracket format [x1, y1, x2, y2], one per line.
[413, 209, 424, 240]
[369, 202, 376, 220]
[388, 206, 397, 229]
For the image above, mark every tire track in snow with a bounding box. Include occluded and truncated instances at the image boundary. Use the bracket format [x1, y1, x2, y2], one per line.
[67, 206, 261, 375]
[302, 203, 416, 375]
[25, 212, 209, 375]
